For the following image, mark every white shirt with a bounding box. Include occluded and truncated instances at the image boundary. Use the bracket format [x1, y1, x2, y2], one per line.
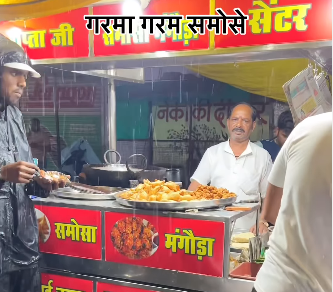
[255, 113, 332, 292]
[191, 140, 272, 230]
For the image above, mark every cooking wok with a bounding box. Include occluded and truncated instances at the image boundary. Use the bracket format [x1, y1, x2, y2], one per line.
[83, 150, 147, 188]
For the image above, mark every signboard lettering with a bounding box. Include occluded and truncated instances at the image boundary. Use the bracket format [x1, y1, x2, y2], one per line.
[0, 8, 89, 59]
[41, 274, 93, 292]
[215, 0, 331, 48]
[103, 17, 200, 47]
[23, 76, 97, 109]
[35, 206, 102, 260]
[85, 9, 249, 37]
[152, 103, 271, 141]
[165, 228, 216, 260]
[248, 0, 311, 34]
[0, 0, 330, 59]
[54, 219, 98, 243]
[20, 23, 75, 49]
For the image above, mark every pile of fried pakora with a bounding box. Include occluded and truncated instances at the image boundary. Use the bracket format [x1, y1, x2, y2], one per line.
[120, 180, 236, 202]
[192, 185, 237, 200]
[111, 217, 156, 259]
[39, 170, 70, 183]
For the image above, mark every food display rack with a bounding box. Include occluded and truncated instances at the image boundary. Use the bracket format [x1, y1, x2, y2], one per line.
[34, 196, 259, 292]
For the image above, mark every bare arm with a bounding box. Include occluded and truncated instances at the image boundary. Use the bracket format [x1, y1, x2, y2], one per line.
[250, 183, 283, 234]
[260, 183, 283, 225]
[188, 149, 212, 191]
[188, 180, 201, 191]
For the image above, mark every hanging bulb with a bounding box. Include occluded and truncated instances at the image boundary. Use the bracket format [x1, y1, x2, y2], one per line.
[122, 0, 142, 16]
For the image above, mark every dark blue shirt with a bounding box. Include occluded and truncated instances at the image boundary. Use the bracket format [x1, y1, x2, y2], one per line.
[260, 140, 281, 162]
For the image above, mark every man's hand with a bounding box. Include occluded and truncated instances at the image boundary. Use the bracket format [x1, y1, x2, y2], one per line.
[250, 222, 269, 235]
[35, 177, 67, 192]
[1, 161, 38, 184]
[188, 180, 201, 191]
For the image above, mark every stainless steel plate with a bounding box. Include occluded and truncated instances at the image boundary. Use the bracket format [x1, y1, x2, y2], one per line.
[53, 187, 125, 200]
[114, 190, 237, 211]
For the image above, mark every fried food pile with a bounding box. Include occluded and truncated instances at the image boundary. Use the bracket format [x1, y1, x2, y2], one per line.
[39, 170, 70, 183]
[120, 180, 193, 202]
[38, 215, 49, 243]
[192, 185, 237, 200]
[120, 180, 236, 202]
[111, 217, 157, 259]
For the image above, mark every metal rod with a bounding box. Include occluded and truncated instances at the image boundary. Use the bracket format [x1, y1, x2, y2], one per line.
[108, 78, 117, 152]
[53, 72, 62, 171]
[255, 208, 259, 236]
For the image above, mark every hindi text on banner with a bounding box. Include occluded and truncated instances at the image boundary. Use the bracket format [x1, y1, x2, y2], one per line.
[54, 219, 97, 243]
[165, 228, 216, 260]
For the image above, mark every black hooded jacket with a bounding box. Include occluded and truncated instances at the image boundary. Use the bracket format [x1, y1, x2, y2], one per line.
[0, 104, 48, 274]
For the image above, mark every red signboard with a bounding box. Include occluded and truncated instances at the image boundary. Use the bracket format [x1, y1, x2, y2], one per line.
[214, 0, 332, 48]
[22, 76, 97, 109]
[35, 206, 102, 260]
[97, 282, 157, 292]
[0, 8, 89, 59]
[41, 273, 94, 292]
[0, 0, 330, 60]
[93, 0, 210, 57]
[104, 212, 225, 277]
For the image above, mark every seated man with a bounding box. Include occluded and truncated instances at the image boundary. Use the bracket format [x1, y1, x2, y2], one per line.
[189, 102, 272, 230]
[256, 110, 294, 161]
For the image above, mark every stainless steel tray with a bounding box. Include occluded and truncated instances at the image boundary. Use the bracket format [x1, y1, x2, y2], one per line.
[53, 187, 125, 201]
[114, 190, 237, 211]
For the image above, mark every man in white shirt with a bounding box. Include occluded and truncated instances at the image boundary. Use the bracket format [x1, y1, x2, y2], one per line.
[254, 112, 332, 292]
[189, 103, 272, 230]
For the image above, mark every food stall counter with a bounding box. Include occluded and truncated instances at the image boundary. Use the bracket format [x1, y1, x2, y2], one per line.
[34, 195, 258, 292]
[34, 195, 258, 222]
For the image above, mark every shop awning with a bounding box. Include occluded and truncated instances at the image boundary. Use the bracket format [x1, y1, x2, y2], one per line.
[188, 59, 314, 103]
[0, 0, 119, 21]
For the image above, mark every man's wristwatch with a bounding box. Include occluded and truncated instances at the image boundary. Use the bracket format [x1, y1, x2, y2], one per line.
[260, 220, 274, 228]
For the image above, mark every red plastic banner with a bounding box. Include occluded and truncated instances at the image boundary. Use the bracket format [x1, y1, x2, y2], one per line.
[41, 273, 94, 292]
[35, 206, 102, 260]
[0, 8, 89, 59]
[214, 0, 332, 48]
[104, 212, 225, 277]
[93, 0, 210, 57]
[0, 0, 330, 60]
[97, 282, 158, 292]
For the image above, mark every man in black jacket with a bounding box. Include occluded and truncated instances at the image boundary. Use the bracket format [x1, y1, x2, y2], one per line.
[0, 35, 63, 291]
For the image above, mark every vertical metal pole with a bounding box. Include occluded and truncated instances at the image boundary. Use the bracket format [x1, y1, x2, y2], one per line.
[53, 73, 61, 170]
[256, 208, 259, 235]
[148, 101, 153, 166]
[108, 79, 117, 152]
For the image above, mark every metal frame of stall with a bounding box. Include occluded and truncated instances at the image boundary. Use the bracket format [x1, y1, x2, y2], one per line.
[33, 40, 332, 153]
[18, 0, 331, 290]
[31, 38, 332, 292]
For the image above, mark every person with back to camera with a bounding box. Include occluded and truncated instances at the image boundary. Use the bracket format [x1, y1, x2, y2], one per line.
[253, 112, 331, 292]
